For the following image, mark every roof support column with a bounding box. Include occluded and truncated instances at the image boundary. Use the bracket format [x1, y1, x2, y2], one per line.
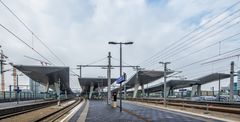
[165, 86, 170, 98]
[133, 83, 139, 98]
[89, 83, 94, 99]
[197, 85, 201, 96]
[169, 89, 174, 96]
[44, 81, 49, 100]
[191, 84, 201, 97]
[65, 90, 67, 99]
[141, 84, 145, 98]
[54, 79, 61, 106]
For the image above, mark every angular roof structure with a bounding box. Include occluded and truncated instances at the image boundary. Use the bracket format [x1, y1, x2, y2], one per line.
[194, 73, 231, 85]
[14, 65, 71, 93]
[125, 70, 174, 87]
[144, 73, 231, 93]
[79, 77, 117, 94]
[145, 79, 197, 93]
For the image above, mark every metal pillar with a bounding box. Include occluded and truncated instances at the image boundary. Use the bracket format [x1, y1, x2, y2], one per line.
[108, 41, 134, 112]
[119, 43, 122, 112]
[107, 52, 111, 104]
[124, 84, 126, 100]
[79, 66, 82, 78]
[16, 75, 19, 104]
[159, 62, 170, 107]
[218, 74, 221, 101]
[230, 61, 234, 102]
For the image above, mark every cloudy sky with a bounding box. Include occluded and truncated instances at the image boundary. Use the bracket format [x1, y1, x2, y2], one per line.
[0, 0, 240, 92]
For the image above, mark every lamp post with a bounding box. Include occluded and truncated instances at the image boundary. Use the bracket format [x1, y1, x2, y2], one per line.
[108, 41, 133, 112]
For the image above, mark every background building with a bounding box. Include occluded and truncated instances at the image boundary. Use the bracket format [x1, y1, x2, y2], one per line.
[238, 70, 240, 91]
[29, 79, 45, 94]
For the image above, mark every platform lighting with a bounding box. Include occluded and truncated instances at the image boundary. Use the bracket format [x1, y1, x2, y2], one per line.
[108, 41, 133, 112]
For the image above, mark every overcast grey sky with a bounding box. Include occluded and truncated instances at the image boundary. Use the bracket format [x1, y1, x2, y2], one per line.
[0, 0, 240, 91]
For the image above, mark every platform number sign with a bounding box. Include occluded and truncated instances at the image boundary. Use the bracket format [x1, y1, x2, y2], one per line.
[116, 73, 127, 84]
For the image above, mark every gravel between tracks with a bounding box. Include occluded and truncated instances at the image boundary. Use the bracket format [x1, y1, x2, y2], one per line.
[1, 100, 75, 122]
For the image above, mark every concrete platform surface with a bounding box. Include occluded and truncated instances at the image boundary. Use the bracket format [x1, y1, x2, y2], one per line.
[122, 101, 224, 122]
[75, 99, 227, 122]
[85, 100, 144, 122]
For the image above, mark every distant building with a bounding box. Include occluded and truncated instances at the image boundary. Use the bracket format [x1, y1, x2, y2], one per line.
[238, 70, 240, 90]
[234, 82, 237, 91]
[29, 79, 45, 93]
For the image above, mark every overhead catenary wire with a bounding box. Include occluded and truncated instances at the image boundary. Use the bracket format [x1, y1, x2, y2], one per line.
[111, 56, 134, 67]
[170, 32, 240, 63]
[201, 52, 240, 65]
[85, 57, 108, 66]
[175, 47, 240, 70]
[139, 1, 240, 67]
[144, 12, 240, 69]
[0, 0, 81, 77]
[0, 23, 53, 64]
[162, 15, 240, 61]
[0, 0, 66, 66]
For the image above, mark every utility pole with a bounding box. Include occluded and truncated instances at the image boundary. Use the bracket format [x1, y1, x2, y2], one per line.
[13, 67, 17, 90]
[218, 73, 221, 101]
[230, 61, 234, 102]
[78, 66, 82, 78]
[159, 62, 170, 107]
[107, 52, 111, 104]
[0, 48, 7, 94]
[16, 74, 19, 104]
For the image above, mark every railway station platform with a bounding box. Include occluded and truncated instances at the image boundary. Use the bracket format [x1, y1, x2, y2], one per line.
[74, 100, 225, 122]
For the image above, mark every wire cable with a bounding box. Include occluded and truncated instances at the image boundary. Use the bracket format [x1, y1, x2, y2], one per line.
[144, 13, 240, 68]
[0, 23, 53, 64]
[139, 1, 240, 67]
[0, 0, 66, 66]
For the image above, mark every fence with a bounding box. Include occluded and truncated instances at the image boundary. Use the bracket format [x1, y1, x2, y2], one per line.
[0, 91, 51, 103]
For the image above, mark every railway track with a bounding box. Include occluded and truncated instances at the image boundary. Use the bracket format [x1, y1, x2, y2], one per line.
[34, 98, 82, 122]
[0, 99, 69, 120]
[127, 98, 240, 114]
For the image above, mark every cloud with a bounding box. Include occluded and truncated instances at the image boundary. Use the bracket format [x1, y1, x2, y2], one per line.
[0, 0, 239, 91]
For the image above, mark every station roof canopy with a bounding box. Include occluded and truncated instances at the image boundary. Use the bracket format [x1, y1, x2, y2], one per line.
[144, 73, 231, 93]
[145, 79, 197, 92]
[125, 70, 174, 87]
[13, 65, 71, 93]
[79, 77, 117, 95]
[194, 73, 231, 85]
[78, 77, 117, 88]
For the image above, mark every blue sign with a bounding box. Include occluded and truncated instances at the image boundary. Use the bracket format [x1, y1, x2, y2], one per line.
[14, 87, 22, 93]
[116, 73, 127, 84]
[179, 89, 187, 92]
[116, 76, 125, 84]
